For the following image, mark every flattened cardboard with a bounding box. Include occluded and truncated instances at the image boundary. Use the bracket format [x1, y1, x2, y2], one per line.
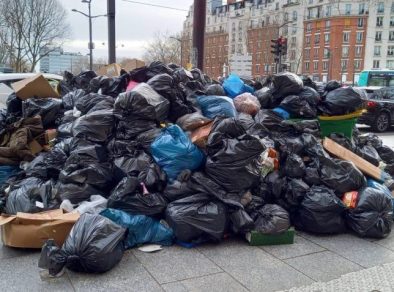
[0, 209, 79, 248]
[323, 137, 383, 182]
[98, 63, 122, 77]
[190, 122, 213, 148]
[11, 74, 60, 100]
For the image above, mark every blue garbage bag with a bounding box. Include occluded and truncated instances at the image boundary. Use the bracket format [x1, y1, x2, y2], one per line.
[151, 125, 205, 181]
[367, 179, 394, 217]
[0, 166, 19, 187]
[100, 208, 173, 249]
[273, 107, 290, 120]
[223, 74, 253, 98]
[197, 95, 237, 119]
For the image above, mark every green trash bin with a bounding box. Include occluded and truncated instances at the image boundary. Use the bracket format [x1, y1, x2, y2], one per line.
[318, 117, 357, 139]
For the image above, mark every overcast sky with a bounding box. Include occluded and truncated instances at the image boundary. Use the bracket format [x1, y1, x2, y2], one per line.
[61, 0, 193, 61]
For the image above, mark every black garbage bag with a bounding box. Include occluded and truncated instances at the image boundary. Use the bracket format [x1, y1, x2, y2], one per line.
[56, 182, 105, 204]
[305, 167, 321, 186]
[6, 93, 22, 116]
[302, 76, 318, 91]
[115, 118, 157, 140]
[318, 87, 366, 115]
[165, 193, 228, 242]
[40, 213, 125, 275]
[271, 72, 303, 105]
[357, 145, 381, 167]
[285, 179, 310, 207]
[284, 154, 306, 178]
[107, 177, 167, 216]
[320, 158, 366, 195]
[254, 204, 290, 234]
[254, 109, 285, 131]
[302, 133, 330, 159]
[75, 93, 114, 115]
[73, 70, 97, 91]
[113, 151, 152, 178]
[346, 187, 393, 238]
[355, 133, 383, 149]
[135, 128, 162, 152]
[25, 148, 67, 179]
[57, 121, 74, 139]
[107, 138, 137, 157]
[376, 146, 394, 164]
[22, 98, 63, 127]
[163, 180, 193, 202]
[298, 86, 321, 107]
[67, 140, 108, 163]
[59, 162, 114, 190]
[62, 89, 86, 110]
[265, 171, 287, 200]
[244, 194, 266, 220]
[275, 134, 304, 155]
[176, 112, 211, 131]
[254, 87, 273, 108]
[5, 177, 58, 214]
[325, 80, 341, 92]
[206, 84, 226, 96]
[90, 74, 129, 97]
[205, 133, 265, 192]
[328, 133, 356, 151]
[295, 185, 347, 234]
[138, 163, 167, 192]
[230, 209, 254, 234]
[73, 109, 114, 143]
[279, 95, 317, 118]
[114, 83, 169, 121]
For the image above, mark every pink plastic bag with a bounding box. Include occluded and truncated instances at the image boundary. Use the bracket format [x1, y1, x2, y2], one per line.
[126, 80, 139, 92]
[233, 93, 261, 116]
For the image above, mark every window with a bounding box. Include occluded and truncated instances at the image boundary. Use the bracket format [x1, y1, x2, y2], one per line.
[355, 46, 362, 57]
[390, 31, 394, 41]
[345, 4, 351, 15]
[309, 0, 313, 4]
[392, 2, 394, 13]
[323, 61, 329, 71]
[305, 49, 310, 59]
[356, 32, 363, 43]
[341, 60, 348, 71]
[376, 31, 382, 41]
[387, 60, 394, 69]
[292, 26, 297, 34]
[354, 60, 361, 70]
[284, 12, 289, 21]
[378, 2, 384, 13]
[276, 2, 279, 10]
[290, 50, 296, 60]
[374, 46, 381, 56]
[377, 16, 383, 27]
[343, 32, 350, 43]
[292, 11, 297, 21]
[373, 60, 380, 68]
[314, 61, 318, 71]
[342, 46, 350, 57]
[306, 36, 311, 45]
[324, 33, 330, 43]
[306, 23, 312, 32]
[314, 34, 320, 44]
[325, 20, 331, 29]
[323, 48, 330, 58]
[359, 3, 365, 14]
[305, 62, 310, 71]
[314, 48, 319, 58]
[388, 45, 394, 56]
[390, 16, 394, 27]
[326, 5, 331, 17]
[256, 64, 260, 73]
[358, 18, 364, 27]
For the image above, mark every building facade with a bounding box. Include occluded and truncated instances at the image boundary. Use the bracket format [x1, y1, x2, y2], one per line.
[40, 47, 88, 74]
[182, 0, 393, 83]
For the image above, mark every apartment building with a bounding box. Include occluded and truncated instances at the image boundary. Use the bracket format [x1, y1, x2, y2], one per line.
[182, 0, 393, 82]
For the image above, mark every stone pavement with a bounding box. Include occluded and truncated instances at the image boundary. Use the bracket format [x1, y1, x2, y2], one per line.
[2, 230, 394, 292]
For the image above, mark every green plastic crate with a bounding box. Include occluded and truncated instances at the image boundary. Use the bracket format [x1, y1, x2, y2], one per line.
[318, 118, 357, 139]
[245, 228, 295, 246]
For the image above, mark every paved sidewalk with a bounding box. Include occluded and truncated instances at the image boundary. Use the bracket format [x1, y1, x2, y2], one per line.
[1, 230, 394, 292]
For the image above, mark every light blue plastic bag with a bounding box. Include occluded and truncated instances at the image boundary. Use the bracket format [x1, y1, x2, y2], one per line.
[197, 95, 237, 119]
[100, 208, 174, 249]
[223, 74, 254, 98]
[151, 125, 205, 180]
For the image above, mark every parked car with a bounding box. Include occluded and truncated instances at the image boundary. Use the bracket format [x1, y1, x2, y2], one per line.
[358, 87, 394, 132]
[0, 73, 63, 109]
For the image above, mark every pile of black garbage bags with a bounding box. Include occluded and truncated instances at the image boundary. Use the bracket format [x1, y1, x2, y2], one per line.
[1, 63, 394, 276]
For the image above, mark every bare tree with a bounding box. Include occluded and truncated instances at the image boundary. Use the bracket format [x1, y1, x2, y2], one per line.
[0, 0, 70, 72]
[143, 31, 181, 64]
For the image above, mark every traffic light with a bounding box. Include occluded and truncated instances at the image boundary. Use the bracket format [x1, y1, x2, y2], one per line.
[271, 39, 280, 56]
[279, 37, 288, 56]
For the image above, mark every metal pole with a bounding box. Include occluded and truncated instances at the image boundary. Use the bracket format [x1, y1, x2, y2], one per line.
[180, 39, 183, 66]
[192, 0, 206, 69]
[88, 2, 93, 70]
[107, 0, 116, 64]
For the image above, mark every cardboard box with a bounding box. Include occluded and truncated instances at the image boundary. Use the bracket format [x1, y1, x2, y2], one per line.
[97, 63, 122, 77]
[245, 228, 295, 246]
[323, 138, 388, 182]
[190, 122, 213, 148]
[0, 209, 79, 248]
[11, 74, 60, 100]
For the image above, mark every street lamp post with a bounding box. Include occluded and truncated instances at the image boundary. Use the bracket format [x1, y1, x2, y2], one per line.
[72, 0, 107, 71]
